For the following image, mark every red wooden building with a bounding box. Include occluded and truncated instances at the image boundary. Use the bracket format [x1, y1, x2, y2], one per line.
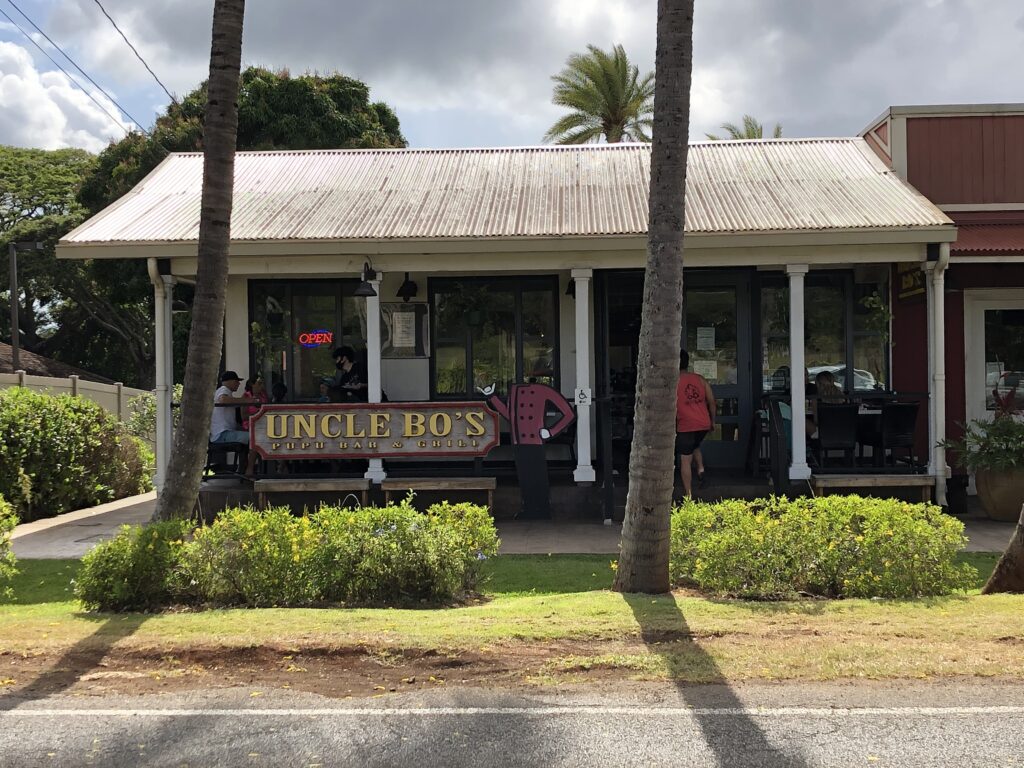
[862, 104, 1024, 492]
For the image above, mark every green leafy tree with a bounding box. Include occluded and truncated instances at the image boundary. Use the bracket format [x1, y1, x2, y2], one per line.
[80, 67, 406, 212]
[544, 44, 654, 144]
[705, 114, 782, 140]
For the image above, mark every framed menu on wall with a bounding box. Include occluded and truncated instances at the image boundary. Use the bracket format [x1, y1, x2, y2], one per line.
[381, 303, 429, 358]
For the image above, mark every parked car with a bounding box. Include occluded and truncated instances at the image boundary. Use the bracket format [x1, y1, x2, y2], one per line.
[807, 365, 878, 391]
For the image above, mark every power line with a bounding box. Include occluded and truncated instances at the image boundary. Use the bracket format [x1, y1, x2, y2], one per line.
[4, 0, 148, 133]
[0, 5, 135, 136]
[90, 0, 177, 105]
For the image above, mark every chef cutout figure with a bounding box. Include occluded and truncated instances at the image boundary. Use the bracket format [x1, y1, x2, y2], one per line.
[482, 382, 575, 519]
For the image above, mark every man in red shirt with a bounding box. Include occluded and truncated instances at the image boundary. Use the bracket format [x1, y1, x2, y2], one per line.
[676, 350, 716, 499]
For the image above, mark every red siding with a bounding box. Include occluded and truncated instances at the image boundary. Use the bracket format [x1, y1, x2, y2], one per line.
[892, 263, 1024, 470]
[906, 115, 1024, 205]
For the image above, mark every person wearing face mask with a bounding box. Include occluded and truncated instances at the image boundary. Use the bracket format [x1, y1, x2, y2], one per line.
[330, 345, 368, 402]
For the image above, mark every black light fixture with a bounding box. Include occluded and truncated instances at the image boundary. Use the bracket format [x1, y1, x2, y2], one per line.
[171, 299, 190, 313]
[565, 278, 576, 298]
[353, 261, 378, 297]
[396, 272, 418, 303]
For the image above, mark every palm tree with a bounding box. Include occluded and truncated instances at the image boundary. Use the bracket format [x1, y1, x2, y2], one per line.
[154, 0, 246, 520]
[706, 114, 782, 140]
[983, 504, 1024, 592]
[544, 44, 654, 144]
[613, 0, 694, 594]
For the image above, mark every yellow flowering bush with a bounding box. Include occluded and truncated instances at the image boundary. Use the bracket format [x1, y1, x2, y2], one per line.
[670, 495, 975, 599]
[75, 519, 190, 611]
[0, 494, 17, 599]
[76, 500, 500, 611]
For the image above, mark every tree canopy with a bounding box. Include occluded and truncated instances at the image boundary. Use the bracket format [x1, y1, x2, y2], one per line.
[544, 44, 654, 144]
[80, 66, 406, 213]
[705, 115, 782, 141]
[3, 67, 406, 387]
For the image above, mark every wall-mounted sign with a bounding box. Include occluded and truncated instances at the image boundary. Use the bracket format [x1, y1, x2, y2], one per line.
[297, 330, 334, 348]
[896, 263, 925, 302]
[248, 402, 500, 459]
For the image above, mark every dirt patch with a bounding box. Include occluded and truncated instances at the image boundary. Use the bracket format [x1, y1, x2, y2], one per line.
[0, 641, 644, 700]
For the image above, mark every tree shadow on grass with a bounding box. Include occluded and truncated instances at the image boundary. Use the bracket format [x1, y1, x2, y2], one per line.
[623, 593, 810, 768]
[0, 613, 147, 711]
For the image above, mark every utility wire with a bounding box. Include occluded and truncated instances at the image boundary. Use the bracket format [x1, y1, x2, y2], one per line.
[4, 0, 148, 133]
[0, 4, 137, 136]
[90, 0, 177, 105]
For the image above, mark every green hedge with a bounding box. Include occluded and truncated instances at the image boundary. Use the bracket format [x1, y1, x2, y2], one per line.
[0, 388, 152, 521]
[0, 495, 17, 599]
[75, 500, 500, 611]
[670, 496, 976, 599]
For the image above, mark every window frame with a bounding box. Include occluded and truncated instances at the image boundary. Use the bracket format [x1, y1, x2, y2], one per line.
[427, 275, 561, 400]
[247, 278, 362, 401]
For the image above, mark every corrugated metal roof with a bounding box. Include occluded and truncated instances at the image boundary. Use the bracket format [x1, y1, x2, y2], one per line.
[61, 139, 951, 245]
[951, 223, 1024, 256]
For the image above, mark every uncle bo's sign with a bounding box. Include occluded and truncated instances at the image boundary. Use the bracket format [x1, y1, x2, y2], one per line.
[248, 402, 500, 459]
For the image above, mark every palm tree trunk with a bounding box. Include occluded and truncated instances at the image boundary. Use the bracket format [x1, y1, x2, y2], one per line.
[153, 0, 245, 520]
[982, 504, 1024, 593]
[613, 0, 694, 595]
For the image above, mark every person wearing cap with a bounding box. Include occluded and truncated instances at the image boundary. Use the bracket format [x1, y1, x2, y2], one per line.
[211, 370, 258, 477]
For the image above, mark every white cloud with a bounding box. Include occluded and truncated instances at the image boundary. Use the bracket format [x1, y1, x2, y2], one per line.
[0, 41, 131, 152]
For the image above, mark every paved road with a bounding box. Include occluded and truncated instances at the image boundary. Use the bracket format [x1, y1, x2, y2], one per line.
[2, 682, 1023, 767]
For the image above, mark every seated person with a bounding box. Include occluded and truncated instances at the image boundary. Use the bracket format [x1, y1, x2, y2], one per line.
[318, 378, 332, 403]
[210, 370, 258, 477]
[329, 345, 368, 402]
[807, 369, 845, 438]
[241, 376, 268, 430]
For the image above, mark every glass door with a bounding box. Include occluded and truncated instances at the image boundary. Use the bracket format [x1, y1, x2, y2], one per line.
[965, 291, 1024, 424]
[683, 273, 753, 469]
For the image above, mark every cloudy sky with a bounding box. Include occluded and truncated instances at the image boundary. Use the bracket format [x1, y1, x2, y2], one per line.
[0, 0, 1022, 153]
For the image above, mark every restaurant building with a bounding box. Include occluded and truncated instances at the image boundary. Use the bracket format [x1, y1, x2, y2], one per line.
[861, 104, 1024, 493]
[58, 137, 957, 513]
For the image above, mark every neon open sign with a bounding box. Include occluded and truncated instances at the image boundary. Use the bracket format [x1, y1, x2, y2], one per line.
[298, 330, 334, 348]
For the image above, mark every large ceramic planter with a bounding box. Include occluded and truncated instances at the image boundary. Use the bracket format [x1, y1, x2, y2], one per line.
[975, 468, 1024, 522]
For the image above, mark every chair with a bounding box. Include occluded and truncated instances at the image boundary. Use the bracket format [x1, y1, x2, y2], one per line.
[766, 399, 792, 495]
[880, 402, 920, 468]
[205, 441, 249, 476]
[815, 403, 859, 470]
[858, 401, 920, 469]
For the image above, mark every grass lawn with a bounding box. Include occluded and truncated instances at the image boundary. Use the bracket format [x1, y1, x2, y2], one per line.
[1, 553, 1021, 685]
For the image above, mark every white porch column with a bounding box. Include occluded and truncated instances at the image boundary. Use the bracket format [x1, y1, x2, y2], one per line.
[365, 276, 386, 483]
[787, 264, 811, 481]
[161, 277, 175, 479]
[571, 269, 595, 483]
[924, 263, 937, 476]
[931, 245, 950, 505]
[149, 265, 173, 494]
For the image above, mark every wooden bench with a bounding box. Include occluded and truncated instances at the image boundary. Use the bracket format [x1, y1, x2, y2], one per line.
[254, 478, 371, 508]
[810, 474, 936, 502]
[381, 477, 497, 509]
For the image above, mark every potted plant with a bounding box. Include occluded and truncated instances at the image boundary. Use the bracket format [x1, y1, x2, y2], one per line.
[947, 417, 1024, 521]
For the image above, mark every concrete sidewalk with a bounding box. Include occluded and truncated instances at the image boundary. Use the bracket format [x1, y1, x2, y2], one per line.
[8, 492, 1015, 558]
[11, 492, 156, 559]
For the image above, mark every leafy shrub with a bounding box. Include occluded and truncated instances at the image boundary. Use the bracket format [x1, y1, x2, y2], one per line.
[670, 496, 975, 599]
[135, 501, 499, 609]
[75, 520, 190, 611]
[944, 417, 1024, 472]
[125, 384, 183, 442]
[180, 506, 321, 608]
[0, 388, 152, 522]
[0, 494, 18, 599]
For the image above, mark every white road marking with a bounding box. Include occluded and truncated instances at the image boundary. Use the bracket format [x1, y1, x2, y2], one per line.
[2, 706, 1023, 718]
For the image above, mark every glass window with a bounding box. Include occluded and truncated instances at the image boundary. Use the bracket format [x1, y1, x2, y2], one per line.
[760, 284, 790, 393]
[805, 275, 847, 390]
[685, 288, 738, 385]
[984, 308, 1024, 411]
[852, 268, 890, 391]
[431, 278, 559, 397]
[249, 281, 365, 401]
